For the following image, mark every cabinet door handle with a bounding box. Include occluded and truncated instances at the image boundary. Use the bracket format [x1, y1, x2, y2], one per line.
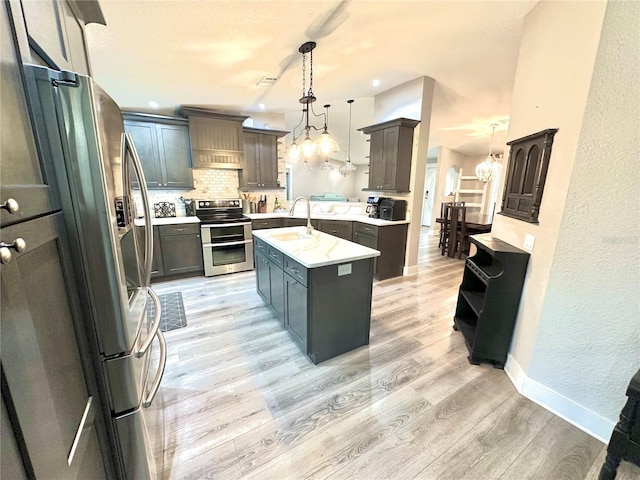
[1, 198, 19, 214]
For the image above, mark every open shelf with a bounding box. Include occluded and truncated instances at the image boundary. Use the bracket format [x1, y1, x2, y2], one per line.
[461, 290, 485, 316]
[453, 235, 530, 368]
[454, 316, 477, 352]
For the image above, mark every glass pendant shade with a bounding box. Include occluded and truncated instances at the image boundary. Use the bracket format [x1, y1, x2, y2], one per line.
[288, 141, 299, 161]
[314, 130, 339, 157]
[301, 135, 314, 158]
[319, 157, 333, 171]
[300, 159, 313, 171]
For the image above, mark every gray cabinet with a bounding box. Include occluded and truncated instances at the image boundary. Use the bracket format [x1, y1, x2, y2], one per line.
[251, 218, 283, 230]
[316, 219, 353, 241]
[359, 118, 420, 192]
[353, 222, 408, 280]
[179, 108, 248, 169]
[123, 114, 194, 190]
[1, 11, 107, 477]
[1, 214, 106, 479]
[254, 235, 375, 364]
[285, 273, 308, 351]
[240, 127, 287, 189]
[17, 0, 102, 75]
[156, 223, 203, 277]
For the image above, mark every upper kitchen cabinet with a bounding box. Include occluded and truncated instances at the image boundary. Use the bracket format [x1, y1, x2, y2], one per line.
[178, 107, 248, 169]
[123, 113, 194, 190]
[240, 127, 288, 190]
[17, 0, 105, 75]
[359, 118, 420, 192]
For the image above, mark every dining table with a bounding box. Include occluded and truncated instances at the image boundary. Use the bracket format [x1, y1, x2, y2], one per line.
[436, 211, 494, 257]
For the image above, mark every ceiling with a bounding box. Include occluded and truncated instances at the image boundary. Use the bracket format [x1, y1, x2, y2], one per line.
[85, 0, 537, 165]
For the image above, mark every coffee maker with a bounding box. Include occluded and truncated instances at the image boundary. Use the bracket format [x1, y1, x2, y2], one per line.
[366, 196, 382, 218]
[379, 198, 407, 221]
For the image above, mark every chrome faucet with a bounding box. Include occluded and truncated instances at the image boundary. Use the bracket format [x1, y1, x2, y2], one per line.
[289, 196, 314, 235]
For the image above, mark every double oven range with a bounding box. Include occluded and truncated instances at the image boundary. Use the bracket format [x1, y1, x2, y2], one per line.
[196, 199, 254, 276]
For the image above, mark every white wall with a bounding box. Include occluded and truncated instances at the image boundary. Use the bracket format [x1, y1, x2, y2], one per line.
[492, 0, 640, 441]
[289, 158, 361, 201]
[525, 0, 640, 438]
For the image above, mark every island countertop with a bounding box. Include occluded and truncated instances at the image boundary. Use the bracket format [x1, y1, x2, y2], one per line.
[246, 212, 409, 226]
[253, 226, 380, 269]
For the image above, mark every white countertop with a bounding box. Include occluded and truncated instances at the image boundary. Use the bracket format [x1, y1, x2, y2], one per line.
[245, 212, 409, 226]
[134, 216, 200, 226]
[253, 226, 381, 269]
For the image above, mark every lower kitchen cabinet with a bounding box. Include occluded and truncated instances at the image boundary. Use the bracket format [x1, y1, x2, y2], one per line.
[284, 273, 308, 351]
[253, 236, 374, 364]
[352, 222, 408, 280]
[251, 218, 282, 230]
[316, 219, 353, 241]
[158, 224, 203, 276]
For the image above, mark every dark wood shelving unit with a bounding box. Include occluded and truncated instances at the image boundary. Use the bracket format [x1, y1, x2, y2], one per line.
[453, 233, 530, 368]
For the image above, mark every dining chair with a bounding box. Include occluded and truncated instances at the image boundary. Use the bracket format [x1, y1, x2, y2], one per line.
[440, 202, 465, 255]
[448, 204, 469, 258]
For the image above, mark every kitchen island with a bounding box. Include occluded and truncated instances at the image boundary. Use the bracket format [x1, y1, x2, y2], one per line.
[253, 226, 380, 364]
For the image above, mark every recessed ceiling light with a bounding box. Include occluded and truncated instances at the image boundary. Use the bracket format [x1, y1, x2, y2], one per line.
[372, 79, 380, 87]
[148, 101, 159, 108]
[259, 103, 266, 110]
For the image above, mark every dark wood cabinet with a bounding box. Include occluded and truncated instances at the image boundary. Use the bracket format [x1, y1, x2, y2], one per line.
[255, 251, 271, 304]
[123, 114, 193, 190]
[157, 223, 203, 276]
[240, 127, 288, 189]
[352, 222, 408, 280]
[453, 234, 529, 368]
[501, 128, 558, 224]
[316, 219, 353, 241]
[179, 108, 248, 169]
[359, 118, 419, 192]
[18, 0, 101, 75]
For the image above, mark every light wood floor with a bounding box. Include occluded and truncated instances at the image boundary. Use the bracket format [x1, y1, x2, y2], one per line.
[151, 231, 638, 480]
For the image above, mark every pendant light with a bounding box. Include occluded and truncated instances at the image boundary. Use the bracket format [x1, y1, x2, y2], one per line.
[288, 42, 339, 162]
[475, 124, 502, 183]
[339, 99, 358, 177]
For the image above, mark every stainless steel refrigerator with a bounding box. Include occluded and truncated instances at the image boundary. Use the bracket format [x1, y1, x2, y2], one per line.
[24, 64, 166, 479]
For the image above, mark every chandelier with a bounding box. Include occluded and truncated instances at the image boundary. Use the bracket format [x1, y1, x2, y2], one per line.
[289, 41, 339, 162]
[339, 99, 358, 177]
[475, 124, 502, 183]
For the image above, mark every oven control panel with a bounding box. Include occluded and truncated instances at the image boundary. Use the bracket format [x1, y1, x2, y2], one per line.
[197, 199, 241, 209]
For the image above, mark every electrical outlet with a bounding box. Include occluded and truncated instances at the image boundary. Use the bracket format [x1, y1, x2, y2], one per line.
[524, 234, 535, 252]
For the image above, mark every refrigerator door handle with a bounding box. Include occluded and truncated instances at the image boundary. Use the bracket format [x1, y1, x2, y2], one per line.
[122, 132, 154, 287]
[143, 329, 167, 408]
[136, 287, 161, 358]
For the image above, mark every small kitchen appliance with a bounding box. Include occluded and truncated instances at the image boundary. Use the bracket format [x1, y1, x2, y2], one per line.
[195, 199, 254, 276]
[379, 198, 407, 221]
[366, 196, 382, 218]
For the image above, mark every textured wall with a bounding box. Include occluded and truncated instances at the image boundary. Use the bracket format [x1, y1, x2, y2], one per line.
[528, 0, 640, 420]
[491, 0, 607, 371]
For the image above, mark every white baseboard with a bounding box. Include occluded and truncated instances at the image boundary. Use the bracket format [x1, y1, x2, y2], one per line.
[403, 265, 419, 276]
[505, 354, 614, 444]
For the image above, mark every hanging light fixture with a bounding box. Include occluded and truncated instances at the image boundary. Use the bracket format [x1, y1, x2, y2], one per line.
[339, 99, 358, 177]
[319, 156, 334, 171]
[475, 124, 502, 183]
[288, 41, 339, 162]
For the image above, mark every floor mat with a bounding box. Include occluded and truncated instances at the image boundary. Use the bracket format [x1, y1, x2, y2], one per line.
[148, 291, 187, 332]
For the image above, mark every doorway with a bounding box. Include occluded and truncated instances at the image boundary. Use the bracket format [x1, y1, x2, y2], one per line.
[422, 165, 437, 226]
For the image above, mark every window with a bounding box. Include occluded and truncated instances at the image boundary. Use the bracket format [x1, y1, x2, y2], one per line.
[500, 128, 558, 223]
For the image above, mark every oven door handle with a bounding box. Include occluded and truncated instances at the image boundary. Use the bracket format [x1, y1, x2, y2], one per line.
[201, 222, 252, 228]
[203, 239, 253, 248]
